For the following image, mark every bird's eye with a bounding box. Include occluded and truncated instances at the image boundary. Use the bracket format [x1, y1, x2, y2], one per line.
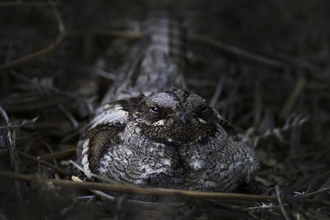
[150, 106, 160, 113]
[200, 105, 208, 112]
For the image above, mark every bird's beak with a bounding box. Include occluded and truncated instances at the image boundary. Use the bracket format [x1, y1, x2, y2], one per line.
[177, 113, 189, 124]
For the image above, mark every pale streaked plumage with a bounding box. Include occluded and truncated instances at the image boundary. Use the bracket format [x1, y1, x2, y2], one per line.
[74, 8, 258, 192]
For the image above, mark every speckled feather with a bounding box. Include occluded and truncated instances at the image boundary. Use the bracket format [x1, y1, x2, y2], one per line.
[75, 8, 258, 192]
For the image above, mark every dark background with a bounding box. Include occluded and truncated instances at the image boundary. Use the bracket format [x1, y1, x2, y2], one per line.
[0, 0, 329, 219]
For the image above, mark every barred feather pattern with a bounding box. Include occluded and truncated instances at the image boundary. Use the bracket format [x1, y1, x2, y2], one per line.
[74, 8, 259, 192]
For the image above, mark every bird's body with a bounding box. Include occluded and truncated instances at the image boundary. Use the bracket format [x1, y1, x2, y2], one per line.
[75, 8, 258, 192]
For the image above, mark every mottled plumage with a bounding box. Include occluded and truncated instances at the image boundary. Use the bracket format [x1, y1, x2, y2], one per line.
[74, 8, 258, 192]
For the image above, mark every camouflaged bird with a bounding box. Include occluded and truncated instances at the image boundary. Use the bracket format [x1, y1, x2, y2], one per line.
[74, 8, 259, 192]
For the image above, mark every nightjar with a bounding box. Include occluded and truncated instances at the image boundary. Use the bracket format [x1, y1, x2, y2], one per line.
[74, 8, 259, 192]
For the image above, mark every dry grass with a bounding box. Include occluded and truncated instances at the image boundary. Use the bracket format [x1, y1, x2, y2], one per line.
[0, 0, 329, 219]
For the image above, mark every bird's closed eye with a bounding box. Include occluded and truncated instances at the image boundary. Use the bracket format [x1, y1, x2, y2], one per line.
[200, 105, 208, 112]
[150, 106, 160, 113]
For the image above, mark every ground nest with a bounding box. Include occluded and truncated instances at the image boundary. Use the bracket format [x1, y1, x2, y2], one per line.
[0, 0, 329, 219]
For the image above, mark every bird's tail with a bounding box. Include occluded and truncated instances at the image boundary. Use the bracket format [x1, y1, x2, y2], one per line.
[102, 8, 186, 104]
[133, 8, 187, 91]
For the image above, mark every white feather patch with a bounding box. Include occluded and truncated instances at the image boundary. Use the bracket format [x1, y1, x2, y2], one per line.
[189, 159, 204, 170]
[152, 119, 165, 126]
[198, 118, 207, 124]
[89, 107, 128, 129]
[81, 139, 92, 178]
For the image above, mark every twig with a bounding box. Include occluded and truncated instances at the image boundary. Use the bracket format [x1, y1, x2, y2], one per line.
[285, 151, 321, 160]
[39, 58, 117, 80]
[0, 106, 24, 218]
[73, 176, 184, 207]
[0, 107, 20, 170]
[253, 81, 262, 127]
[18, 151, 66, 175]
[66, 29, 142, 39]
[101, 36, 149, 104]
[10, 70, 87, 106]
[244, 112, 308, 148]
[217, 71, 245, 118]
[272, 52, 324, 73]
[257, 165, 327, 176]
[0, 116, 39, 130]
[209, 75, 225, 108]
[57, 104, 79, 129]
[43, 141, 58, 166]
[0, 0, 65, 70]
[279, 77, 306, 120]
[38, 147, 76, 160]
[186, 79, 218, 87]
[275, 185, 291, 220]
[305, 188, 330, 198]
[0, 171, 276, 202]
[188, 34, 283, 69]
[0, 1, 60, 7]
[72, 176, 116, 201]
[245, 204, 288, 210]
[88, 29, 142, 39]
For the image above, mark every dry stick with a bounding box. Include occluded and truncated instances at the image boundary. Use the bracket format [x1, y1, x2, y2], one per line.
[256, 165, 327, 176]
[18, 151, 66, 175]
[11, 70, 79, 131]
[72, 176, 116, 202]
[64, 28, 288, 72]
[0, 1, 61, 7]
[279, 77, 306, 120]
[87, 30, 320, 76]
[39, 58, 117, 80]
[0, 116, 39, 130]
[246, 204, 289, 211]
[89, 29, 143, 39]
[274, 52, 323, 73]
[65, 29, 143, 40]
[0, 106, 24, 218]
[305, 187, 330, 198]
[0, 0, 65, 70]
[188, 34, 283, 69]
[285, 151, 321, 160]
[57, 104, 79, 129]
[209, 75, 225, 108]
[275, 185, 291, 220]
[10, 70, 84, 108]
[301, 170, 330, 191]
[0, 107, 18, 169]
[101, 36, 149, 105]
[71, 29, 285, 71]
[38, 147, 76, 160]
[253, 81, 262, 127]
[74, 172, 182, 207]
[0, 171, 275, 202]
